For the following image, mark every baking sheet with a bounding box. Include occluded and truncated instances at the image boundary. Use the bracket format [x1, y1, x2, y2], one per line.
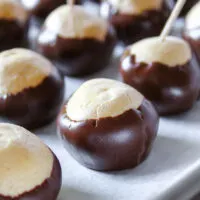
[32, 47, 200, 200]
[13, 9, 200, 200]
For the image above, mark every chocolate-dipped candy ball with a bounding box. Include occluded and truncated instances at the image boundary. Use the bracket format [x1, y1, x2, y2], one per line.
[57, 78, 159, 171]
[20, 0, 81, 19]
[0, 0, 29, 51]
[0, 48, 65, 129]
[183, 2, 200, 65]
[0, 123, 61, 200]
[37, 5, 116, 76]
[100, 0, 170, 45]
[120, 36, 200, 115]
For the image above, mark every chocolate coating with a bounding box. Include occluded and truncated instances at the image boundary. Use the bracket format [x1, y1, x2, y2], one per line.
[0, 73, 64, 130]
[120, 55, 200, 115]
[37, 27, 116, 76]
[101, 2, 170, 45]
[57, 99, 159, 171]
[0, 154, 62, 200]
[183, 28, 200, 66]
[0, 19, 28, 51]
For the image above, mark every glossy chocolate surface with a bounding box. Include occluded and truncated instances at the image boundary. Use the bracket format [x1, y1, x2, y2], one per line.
[101, 2, 170, 45]
[37, 28, 116, 76]
[0, 19, 28, 51]
[0, 72, 64, 130]
[120, 55, 200, 115]
[58, 99, 159, 171]
[183, 28, 200, 65]
[0, 154, 62, 200]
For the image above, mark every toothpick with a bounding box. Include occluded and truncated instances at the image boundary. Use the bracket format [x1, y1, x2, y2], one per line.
[160, 0, 186, 41]
[67, 0, 75, 35]
[67, 0, 75, 7]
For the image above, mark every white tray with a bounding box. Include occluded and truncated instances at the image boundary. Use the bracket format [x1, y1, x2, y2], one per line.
[32, 50, 200, 200]
[16, 12, 200, 200]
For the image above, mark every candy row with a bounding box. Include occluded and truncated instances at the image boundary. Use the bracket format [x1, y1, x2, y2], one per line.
[1, 0, 200, 199]
[0, 0, 198, 76]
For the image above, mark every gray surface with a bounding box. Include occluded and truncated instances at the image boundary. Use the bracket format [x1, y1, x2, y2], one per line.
[33, 50, 200, 200]
[16, 12, 200, 200]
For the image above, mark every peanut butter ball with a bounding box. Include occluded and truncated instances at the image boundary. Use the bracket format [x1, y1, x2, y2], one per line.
[100, 0, 170, 44]
[37, 5, 116, 76]
[0, 48, 65, 129]
[57, 78, 159, 171]
[120, 36, 200, 115]
[0, 123, 61, 200]
[0, 0, 29, 50]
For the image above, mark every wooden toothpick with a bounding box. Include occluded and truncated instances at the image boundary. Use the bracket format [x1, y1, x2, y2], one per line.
[67, 0, 75, 35]
[160, 0, 186, 41]
[67, 0, 75, 7]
